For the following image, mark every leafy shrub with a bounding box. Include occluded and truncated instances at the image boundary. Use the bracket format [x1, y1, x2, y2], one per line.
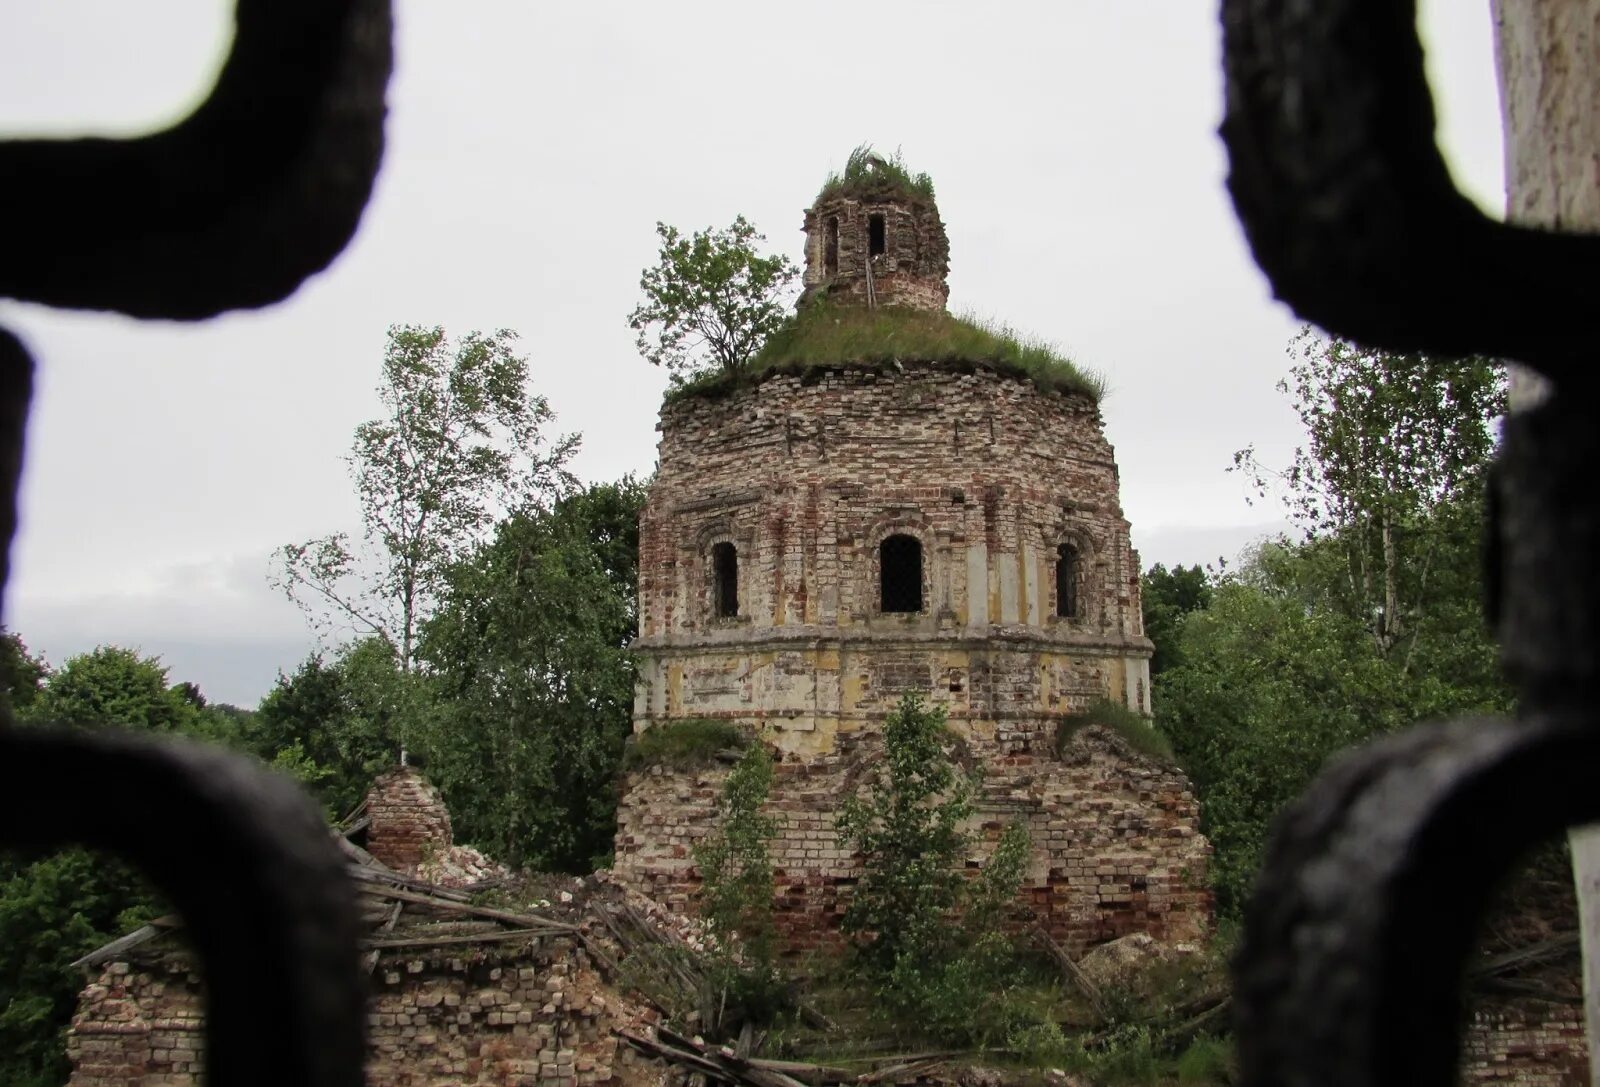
[622, 719, 745, 771]
[1055, 698, 1174, 763]
[1008, 1020, 1088, 1069]
[694, 744, 783, 1033]
[1176, 1037, 1234, 1084]
[1092, 1024, 1161, 1084]
[838, 695, 1035, 1045]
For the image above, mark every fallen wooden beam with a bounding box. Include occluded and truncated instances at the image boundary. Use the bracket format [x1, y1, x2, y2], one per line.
[364, 900, 405, 974]
[615, 1029, 742, 1083]
[345, 861, 473, 903]
[360, 883, 577, 931]
[1469, 932, 1581, 979]
[1030, 925, 1105, 1017]
[365, 927, 566, 950]
[73, 924, 163, 969]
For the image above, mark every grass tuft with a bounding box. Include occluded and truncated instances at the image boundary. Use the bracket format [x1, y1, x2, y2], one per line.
[816, 145, 935, 206]
[1056, 698, 1175, 763]
[665, 304, 1104, 406]
[623, 718, 747, 771]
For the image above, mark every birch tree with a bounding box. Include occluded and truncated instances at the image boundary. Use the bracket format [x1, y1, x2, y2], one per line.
[274, 325, 577, 670]
[1233, 329, 1503, 668]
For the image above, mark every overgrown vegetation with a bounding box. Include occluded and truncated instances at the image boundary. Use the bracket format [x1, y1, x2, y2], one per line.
[629, 217, 799, 385]
[692, 744, 783, 1032]
[1155, 330, 1510, 918]
[667, 304, 1103, 405]
[837, 695, 1038, 1046]
[0, 642, 250, 1087]
[622, 718, 746, 772]
[6, 318, 1527, 1087]
[1055, 698, 1175, 763]
[816, 145, 936, 206]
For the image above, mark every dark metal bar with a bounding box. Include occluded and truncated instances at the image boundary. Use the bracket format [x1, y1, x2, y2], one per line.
[1220, 1, 1600, 1083]
[0, 1, 392, 1081]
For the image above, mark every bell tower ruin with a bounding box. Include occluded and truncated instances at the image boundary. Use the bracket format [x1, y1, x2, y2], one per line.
[615, 152, 1209, 953]
[799, 151, 950, 312]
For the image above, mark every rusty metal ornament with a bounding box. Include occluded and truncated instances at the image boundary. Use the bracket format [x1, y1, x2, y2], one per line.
[0, 2, 391, 1084]
[1222, 2, 1600, 1085]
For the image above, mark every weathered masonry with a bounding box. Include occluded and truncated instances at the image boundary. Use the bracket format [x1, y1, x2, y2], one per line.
[631, 366, 1153, 755]
[616, 155, 1208, 952]
[65, 768, 671, 1087]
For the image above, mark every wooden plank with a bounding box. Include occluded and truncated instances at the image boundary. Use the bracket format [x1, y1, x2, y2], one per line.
[73, 925, 161, 970]
[360, 883, 576, 931]
[744, 1057, 854, 1083]
[363, 900, 404, 974]
[1031, 924, 1105, 1017]
[345, 864, 472, 903]
[1470, 932, 1581, 978]
[365, 927, 564, 950]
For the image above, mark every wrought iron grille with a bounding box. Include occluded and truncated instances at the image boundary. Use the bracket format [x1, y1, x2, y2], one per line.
[1221, 1, 1600, 1084]
[4, 1, 1592, 1083]
[0, 3, 393, 1084]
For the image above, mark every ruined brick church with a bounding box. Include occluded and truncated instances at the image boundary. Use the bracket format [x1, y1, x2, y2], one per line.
[612, 158, 1213, 952]
[64, 159, 1585, 1087]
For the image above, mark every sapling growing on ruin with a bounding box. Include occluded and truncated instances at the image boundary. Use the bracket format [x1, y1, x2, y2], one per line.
[839, 694, 1034, 1042]
[692, 742, 780, 1032]
[629, 216, 798, 384]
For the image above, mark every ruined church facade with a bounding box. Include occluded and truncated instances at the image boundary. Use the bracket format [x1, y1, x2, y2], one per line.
[613, 164, 1210, 952]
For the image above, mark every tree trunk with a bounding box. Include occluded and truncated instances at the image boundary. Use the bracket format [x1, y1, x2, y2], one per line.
[1381, 509, 1400, 655]
[1490, 2, 1600, 1077]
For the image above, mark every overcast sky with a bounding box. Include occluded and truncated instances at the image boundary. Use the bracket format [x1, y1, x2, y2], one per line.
[0, 2, 1507, 706]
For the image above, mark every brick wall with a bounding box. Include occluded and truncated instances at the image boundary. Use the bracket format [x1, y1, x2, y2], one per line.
[67, 959, 205, 1083]
[799, 192, 949, 312]
[66, 937, 664, 1087]
[366, 765, 454, 872]
[634, 365, 1154, 758]
[1460, 1002, 1588, 1085]
[613, 724, 1211, 956]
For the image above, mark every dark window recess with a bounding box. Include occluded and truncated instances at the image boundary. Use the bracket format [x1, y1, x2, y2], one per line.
[880, 534, 923, 613]
[1056, 543, 1079, 619]
[824, 216, 839, 277]
[713, 542, 739, 618]
[868, 213, 886, 256]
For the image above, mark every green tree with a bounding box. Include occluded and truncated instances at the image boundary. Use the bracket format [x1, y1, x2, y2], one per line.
[839, 695, 975, 974]
[275, 325, 578, 672]
[412, 481, 643, 871]
[1141, 563, 1212, 676]
[838, 696, 1032, 1043]
[28, 646, 199, 735]
[1, 646, 231, 1086]
[246, 639, 412, 817]
[1158, 560, 1400, 914]
[544, 475, 647, 646]
[0, 852, 158, 1087]
[1161, 332, 1509, 919]
[0, 630, 47, 719]
[1233, 329, 1504, 665]
[629, 216, 799, 385]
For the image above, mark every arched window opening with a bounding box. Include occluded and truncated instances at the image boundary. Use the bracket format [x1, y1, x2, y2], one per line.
[713, 542, 739, 618]
[824, 216, 840, 277]
[1055, 543, 1079, 619]
[880, 534, 923, 614]
[868, 213, 887, 256]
